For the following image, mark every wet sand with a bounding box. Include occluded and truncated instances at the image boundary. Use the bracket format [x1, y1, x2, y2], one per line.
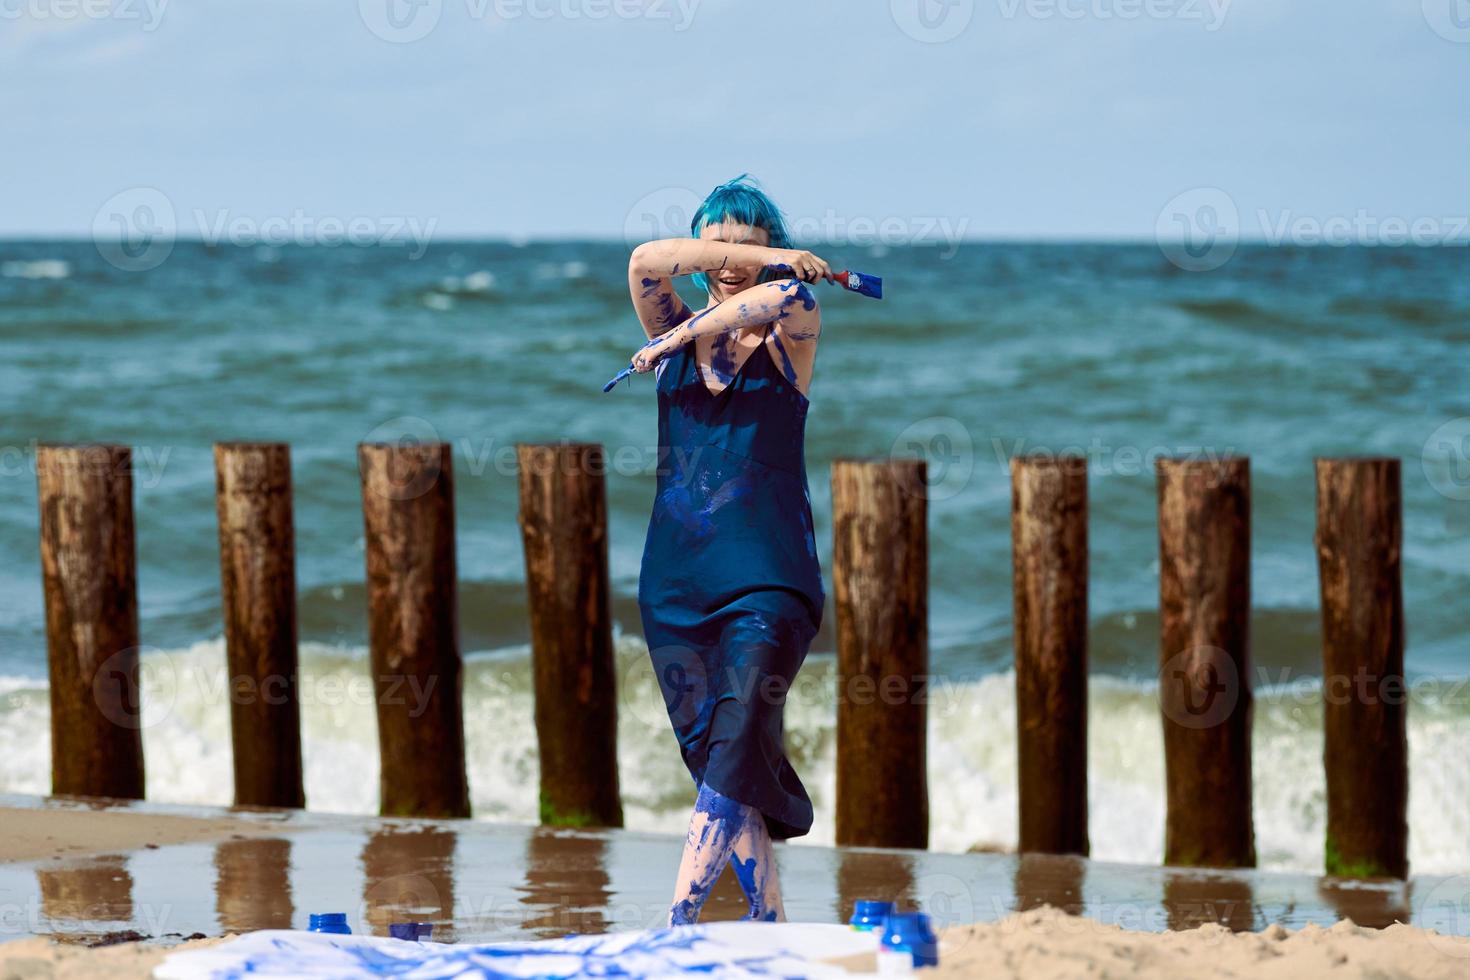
[1, 793, 1468, 976]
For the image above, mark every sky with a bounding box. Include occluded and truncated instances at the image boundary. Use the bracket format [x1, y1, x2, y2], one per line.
[1, 0, 1466, 241]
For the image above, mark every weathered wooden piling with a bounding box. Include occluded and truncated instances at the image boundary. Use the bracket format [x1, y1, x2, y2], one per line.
[1157, 457, 1255, 868]
[1315, 457, 1406, 879]
[37, 444, 145, 800]
[831, 458, 929, 849]
[1011, 455, 1089, 856]
[214, 442, 304, 809]
[359, 441, 470, 819]
[515, 443, 622, 829]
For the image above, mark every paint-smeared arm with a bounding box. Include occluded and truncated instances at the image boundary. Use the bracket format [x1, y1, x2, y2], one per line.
[630, 279, 821, 391]
[628, 239, 768, 341]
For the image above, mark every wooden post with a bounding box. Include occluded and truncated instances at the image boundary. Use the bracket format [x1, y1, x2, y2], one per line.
[359, 441, 469, 819]
[832, 458, 928, 849]
[1315, 457, 1406, 879]
[515, 443, 622, 828]
[1157, 457, 1255, 868]
[1011, 455, 1088, 856]
[37, 444, 145, 800]
[214, 443, 304, 809]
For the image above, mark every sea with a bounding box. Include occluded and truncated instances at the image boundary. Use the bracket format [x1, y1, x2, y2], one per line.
[0, 240, 1466, 874]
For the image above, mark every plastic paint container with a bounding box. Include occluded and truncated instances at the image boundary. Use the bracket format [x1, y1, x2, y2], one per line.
[849, 900, 897, 931]
[307, 913, 352, 935]
[876, 912, 939, 973]
[389, 922, 434, 941]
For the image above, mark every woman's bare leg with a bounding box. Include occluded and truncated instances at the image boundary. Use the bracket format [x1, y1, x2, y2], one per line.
[669, 783, 784, 925]
[728, 809, 785, 921]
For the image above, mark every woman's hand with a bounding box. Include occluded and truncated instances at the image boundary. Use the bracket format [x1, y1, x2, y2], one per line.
[762, 248, 832, 284]
[631, 326, 690, 373]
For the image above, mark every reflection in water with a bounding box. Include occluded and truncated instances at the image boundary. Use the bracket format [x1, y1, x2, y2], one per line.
[215, 838, 293, 932]
[1318, 877, 1412, 929]
[1164, 872, 1257, 931]
[1015, 852, 1086, 915]
[37, 855, 133, 927]
[519, 828, 613, 938]
[361, 826, 457, 941]
[835, 849, 917, 924]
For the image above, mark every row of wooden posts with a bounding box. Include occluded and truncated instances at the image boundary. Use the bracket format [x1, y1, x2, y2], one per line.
[37, 443, 1407, 878]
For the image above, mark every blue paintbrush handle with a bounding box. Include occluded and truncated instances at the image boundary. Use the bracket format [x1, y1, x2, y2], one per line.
[602, 364, 635, 392]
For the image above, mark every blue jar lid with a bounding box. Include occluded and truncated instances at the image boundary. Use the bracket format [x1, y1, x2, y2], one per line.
[880, 912, 939, 966]
[850, 899, 897, 928]
[308, 912, 350, 930]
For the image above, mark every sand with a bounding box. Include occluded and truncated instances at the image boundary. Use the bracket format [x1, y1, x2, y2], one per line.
[0, 935, 225, 980]
[4, 910, 1469, 979]
[829, 907, 1470, 978]
[0, 803, 286, 864]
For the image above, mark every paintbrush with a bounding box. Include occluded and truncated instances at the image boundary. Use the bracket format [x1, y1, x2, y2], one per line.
[602, 365, 635, 392]
[827, 269, 883, 299]
[768, 263, 883, 300]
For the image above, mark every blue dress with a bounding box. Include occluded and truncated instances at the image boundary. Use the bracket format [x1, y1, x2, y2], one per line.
[638, 329, 825, 840]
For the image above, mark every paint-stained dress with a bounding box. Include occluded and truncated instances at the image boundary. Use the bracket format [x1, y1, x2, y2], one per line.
[638, 332, 824, 840]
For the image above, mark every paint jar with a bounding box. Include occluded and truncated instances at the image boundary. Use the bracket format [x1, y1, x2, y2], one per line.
[389, 922, 434, 941]
[849, 900, 897, 931]
[876, 912, 939, 973]
[307, 913, 352, 935]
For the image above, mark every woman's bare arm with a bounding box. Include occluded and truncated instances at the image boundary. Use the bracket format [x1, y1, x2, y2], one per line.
[630, 278, 822, 391]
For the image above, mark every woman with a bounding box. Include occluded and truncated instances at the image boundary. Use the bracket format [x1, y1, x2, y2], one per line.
[627, 176, 830, 925]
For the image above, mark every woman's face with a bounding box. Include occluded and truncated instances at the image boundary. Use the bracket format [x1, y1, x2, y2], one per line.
[698, 220, 771, 302]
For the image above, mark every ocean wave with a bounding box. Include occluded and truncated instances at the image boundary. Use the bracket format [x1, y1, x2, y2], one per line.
[1, 639, 1467, 874]
[1, 259, 71, 280]
[1328, 295, 1463, 327]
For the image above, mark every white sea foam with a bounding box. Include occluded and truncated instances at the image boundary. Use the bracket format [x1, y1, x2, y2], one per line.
[2, 639, 1467, 875]
[1, 259, 70, 280]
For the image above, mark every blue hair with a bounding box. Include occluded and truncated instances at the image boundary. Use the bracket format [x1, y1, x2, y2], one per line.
[688, 175, 793, 296]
